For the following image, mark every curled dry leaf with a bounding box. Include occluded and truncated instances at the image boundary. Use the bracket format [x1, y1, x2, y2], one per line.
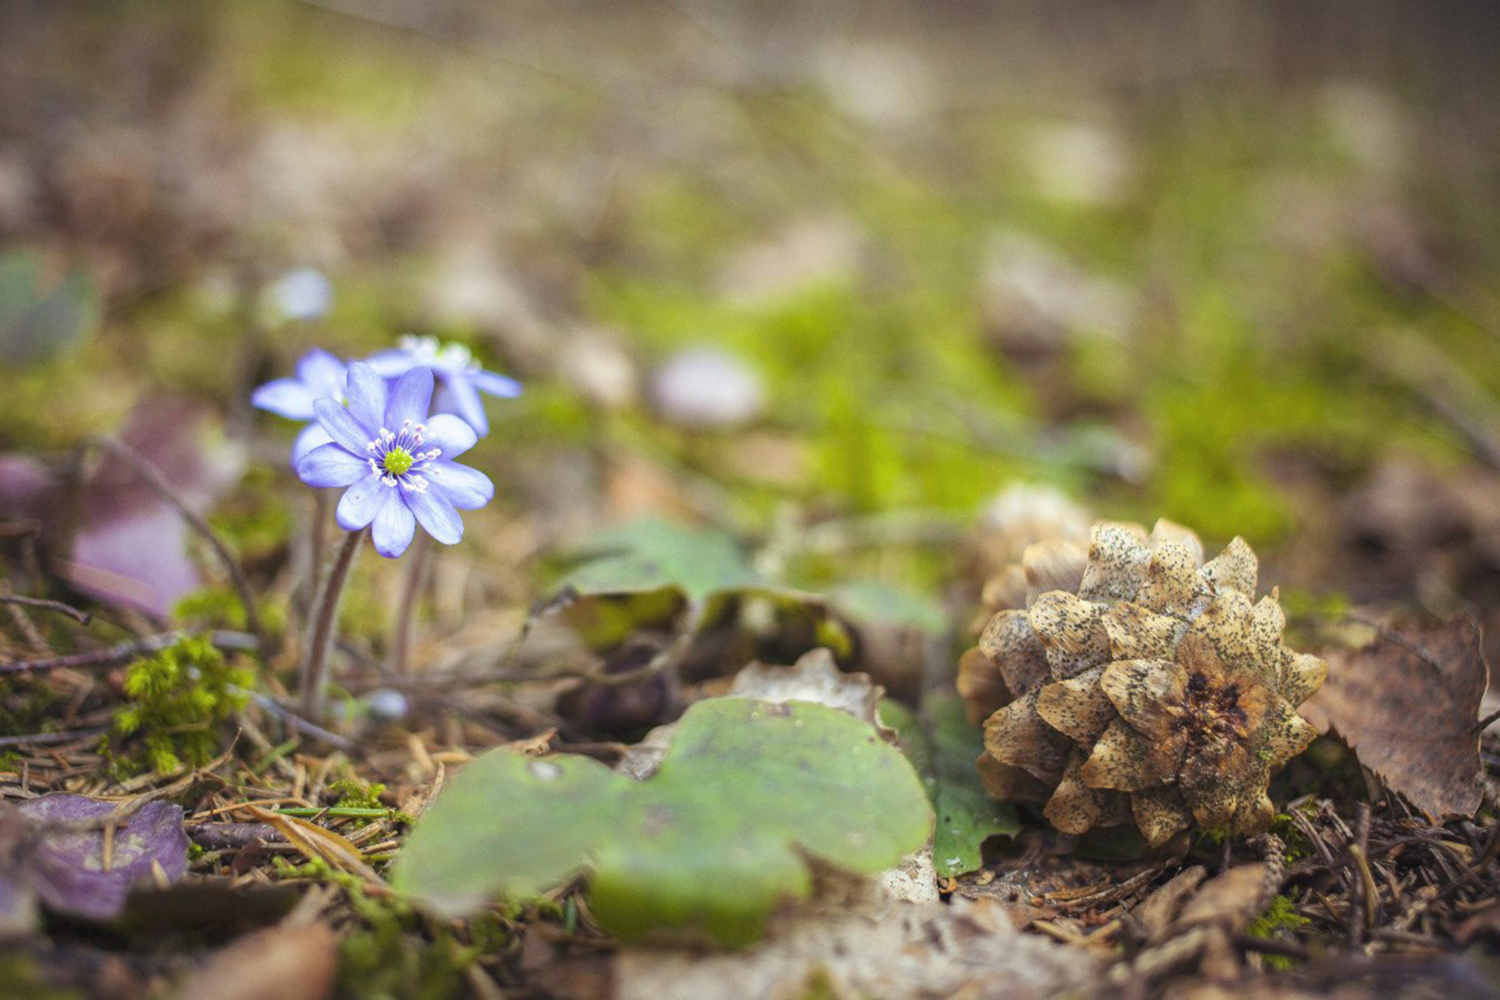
[1302, 614, 1488, 820]
[244, 806, 382, 885]
[1134, 865, 1208, 943]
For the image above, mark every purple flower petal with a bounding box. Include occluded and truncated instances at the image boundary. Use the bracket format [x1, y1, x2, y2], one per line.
[345, 362, 389, 433]
[251, 378, 314, 420]
[364, 349, 414, 378]
[336, 474, 387, 530]
[373, 490, 417, 558]
[406, 487, 463, 544]
[297, 443, 369, 488]
[423, 414, 478, 460]
[315, 397, 372, 453]
[295, 348, 346, 392]
[444, 375, 489, 435]
[291, 423, 334, 467]
[428, 461, 494, 509]
[470, 369, 523, 398]
[386, 366, 435, 429]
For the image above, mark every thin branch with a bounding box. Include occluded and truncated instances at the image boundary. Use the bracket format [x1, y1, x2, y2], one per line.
[0, 630, 257, 676]
[0, 593, 91, 625]
[248, 692, 352, 751]
[95, 435, 267, 653]
[0, 727, 104, 748]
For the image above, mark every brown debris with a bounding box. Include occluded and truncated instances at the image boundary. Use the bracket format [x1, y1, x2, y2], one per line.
[1303, 615, 1488, 820]
[175, 922, 339, 1000]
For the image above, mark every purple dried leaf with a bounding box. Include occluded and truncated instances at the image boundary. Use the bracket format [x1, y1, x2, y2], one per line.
[3, 794, 191, 922]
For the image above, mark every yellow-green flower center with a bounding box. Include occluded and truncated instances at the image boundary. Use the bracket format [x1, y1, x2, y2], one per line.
[382, 447, 415, 476]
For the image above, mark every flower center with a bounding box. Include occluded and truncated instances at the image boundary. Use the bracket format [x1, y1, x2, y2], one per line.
[365, 421, 442, 492]
[382, 447, 415, 476]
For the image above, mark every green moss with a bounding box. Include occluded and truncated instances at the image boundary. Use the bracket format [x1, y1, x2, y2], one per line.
[275, 857, 509, 1000]
[1244, 894, 1310, 969]
[1269, 813, 1314, 863]
[0, 956, 87, 1000]
[328, 776, 390, 828]
[110, 635, 253, 775]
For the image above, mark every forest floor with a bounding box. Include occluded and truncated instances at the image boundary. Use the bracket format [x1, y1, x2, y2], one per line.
[4, 3, 1500, 998]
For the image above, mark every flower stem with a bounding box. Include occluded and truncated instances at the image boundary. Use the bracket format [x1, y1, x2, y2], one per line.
[301, 528, 364, 718]
[389, 532, 429, 676]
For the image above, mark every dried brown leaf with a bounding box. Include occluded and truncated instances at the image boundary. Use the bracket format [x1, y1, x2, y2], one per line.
[1302, 615, 1488, 820]
[1135, 864, 1207, 943]
[243, 806, 382, 884]
[1176, 863, 1270, 933]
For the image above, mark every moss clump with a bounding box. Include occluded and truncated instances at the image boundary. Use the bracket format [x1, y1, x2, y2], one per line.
[328, 776, 394, 828]
[276, 858, 509, 1000]
[111, 635, 253, 774]
[1244, 894, 1310, 970]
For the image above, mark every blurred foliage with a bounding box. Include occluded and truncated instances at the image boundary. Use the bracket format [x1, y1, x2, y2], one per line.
[3, 1, 1496, 588]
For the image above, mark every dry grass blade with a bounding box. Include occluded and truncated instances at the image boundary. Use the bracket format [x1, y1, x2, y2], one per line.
[244, 804, 384, 884]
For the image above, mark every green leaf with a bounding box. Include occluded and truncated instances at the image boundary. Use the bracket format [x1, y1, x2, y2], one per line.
[558, 518, 761, 602]
[394, 698, 933, 946]
[0, 250, 100, 364]
[832, 580, 949, 635]
[881, 693, 1019, 878]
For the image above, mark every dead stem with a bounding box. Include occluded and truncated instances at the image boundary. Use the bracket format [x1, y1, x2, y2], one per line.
[96, 435, 268, 654]
[0, 630, 257, 675]
[389, 531, 430, 676]
[301, 528, 365, 718]
[0, 592, 92, 625]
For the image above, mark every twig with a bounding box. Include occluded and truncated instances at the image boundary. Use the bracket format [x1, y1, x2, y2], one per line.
[1050, 868, 1161, 912]
[184, 822, 284, 850]
[0, 630, 258, 675]
[1472, 706, 1500, 735]
[1348, 803, 1375, 946]
[248, 693, 352, 751]
[0, 593, 91, 625]
[95, 435, 267, 653]
[0, 728, 104, 749]
[1234, 933, 1315, 962]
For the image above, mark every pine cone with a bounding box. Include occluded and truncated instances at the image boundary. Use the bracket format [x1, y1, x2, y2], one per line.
[966, 484, 1092, 615]
[963, 521, 1327, 847]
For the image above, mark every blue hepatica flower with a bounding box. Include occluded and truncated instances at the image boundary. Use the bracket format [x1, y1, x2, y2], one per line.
[366, 335, 521, 436]
[251, 348, 349, 466]
[296, 362, 495, 558]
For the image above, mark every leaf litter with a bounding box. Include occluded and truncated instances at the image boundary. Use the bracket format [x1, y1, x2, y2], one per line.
[6, 4, 1500, 998]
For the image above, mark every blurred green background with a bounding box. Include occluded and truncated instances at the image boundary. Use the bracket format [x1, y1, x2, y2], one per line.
[3, 0, 1500, 646]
